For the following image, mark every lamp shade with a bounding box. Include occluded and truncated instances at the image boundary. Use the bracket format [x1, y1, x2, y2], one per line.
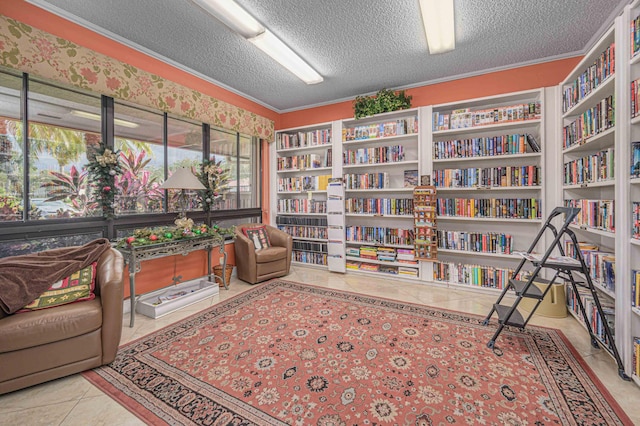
[159, 167, 206, 190]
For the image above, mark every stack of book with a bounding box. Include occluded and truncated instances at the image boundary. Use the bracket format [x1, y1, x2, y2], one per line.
[376, 247, 397, 262]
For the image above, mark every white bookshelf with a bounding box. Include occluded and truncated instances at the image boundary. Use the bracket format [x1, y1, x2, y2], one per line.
[429, 89, 546, 286]
[560, 13, 634, 379]
[340, 107, 422, 280]
[272, 122, 333, 269]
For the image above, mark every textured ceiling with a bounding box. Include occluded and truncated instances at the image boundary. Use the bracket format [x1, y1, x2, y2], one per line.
[27, 0, 628, 112]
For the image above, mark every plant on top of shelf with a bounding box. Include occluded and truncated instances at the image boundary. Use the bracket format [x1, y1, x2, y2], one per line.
[116, 223, 235, 248]
[353, 88, 413, 119]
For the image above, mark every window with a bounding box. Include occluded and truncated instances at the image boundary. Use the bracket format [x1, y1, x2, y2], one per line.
[113, 103, 164, 215]
[209, 128, 237, 210]
[27, 80, 101, 220]
[0, 70, 23, 222]
[167, 116, 203, 213]
[239, 134, 259, 208]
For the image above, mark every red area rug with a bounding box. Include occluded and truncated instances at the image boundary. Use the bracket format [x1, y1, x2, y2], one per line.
[84, 280, 631, 425]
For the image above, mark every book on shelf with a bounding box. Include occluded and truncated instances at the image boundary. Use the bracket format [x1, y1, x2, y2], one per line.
[632, 142, 640, 177]
[525, 134, 541, 152]
[404, 170, 418, 187]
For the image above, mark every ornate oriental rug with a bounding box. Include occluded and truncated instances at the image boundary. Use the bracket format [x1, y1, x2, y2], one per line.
[84, 280, 631, 425]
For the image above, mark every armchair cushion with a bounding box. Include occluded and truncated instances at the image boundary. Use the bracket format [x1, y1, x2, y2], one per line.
[17, 262, 97, 312]
[242, 225, 271, 250]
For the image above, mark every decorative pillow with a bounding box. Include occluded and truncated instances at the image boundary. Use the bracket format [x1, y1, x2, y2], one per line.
[18, 262, 97, 312]
[243, 226, 271, 250]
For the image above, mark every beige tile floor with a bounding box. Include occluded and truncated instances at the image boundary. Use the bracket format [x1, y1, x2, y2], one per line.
[2, 265, 640, 425]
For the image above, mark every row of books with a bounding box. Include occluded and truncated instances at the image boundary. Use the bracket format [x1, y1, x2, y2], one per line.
[346, 246, 417, 263]
[345, 197, 413, 216]
[277, 175, 331, 192]
[276, 215, 327, 227]
[567, 285, 615, 349]
[632, 270, 640, 308]
[277, 199, 326, 214]
[632, 13, 640, 58]
[345, 260, 419, 277]
[562, 95, 615, 149]
[436, 197, 542, 220]
[344, 172, 390, 190]
[277, 151, 331, 171]
[562, 42, 615, 113]
[433, 262, 522, 290]
[345, 226, 414, 246]
[433, 165, 541, 188]
[276, 129, 331, 150]
[343, 145, 405, 165]
[293, 241, 327, 253]
[278, 225, 327, 240]
[632, 142, 640, 177]
[631, 78, 640, 118]
[432, 134, 539, 160]
[292, 250, 327, 266]
[342, 117, 418, 141]
[436, 230, 513, 254]
[634, 202, 640, 239]
[633, 338, 640, 379]
[564, 199, 615, 232]
[432, 102, 541, 131]
[564, 241, 615, 293]
[563, 148, 615, 185]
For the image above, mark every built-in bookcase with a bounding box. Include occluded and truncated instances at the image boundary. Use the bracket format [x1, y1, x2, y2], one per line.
[559, 16, 632, 373]
[625, 1, 640, 386]
[429, 89, 546, 292]
[339, 108, 422, 280]
[272, 123, 333, 268]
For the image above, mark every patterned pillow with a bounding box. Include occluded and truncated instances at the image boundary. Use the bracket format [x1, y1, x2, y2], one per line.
[243, 226, 271, 250]
[18, 262, 97, 312]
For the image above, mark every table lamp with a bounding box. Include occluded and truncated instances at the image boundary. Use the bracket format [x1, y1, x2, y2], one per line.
[159, 167, 206, 218]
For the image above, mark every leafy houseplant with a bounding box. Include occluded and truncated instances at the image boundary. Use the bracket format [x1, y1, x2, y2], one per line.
[353, 88, 413, 119]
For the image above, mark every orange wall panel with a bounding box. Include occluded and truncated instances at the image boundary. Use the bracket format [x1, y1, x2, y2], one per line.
[278, 57, 582, 129]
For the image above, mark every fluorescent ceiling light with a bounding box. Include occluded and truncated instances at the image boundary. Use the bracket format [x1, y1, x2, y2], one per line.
[190, 0, 264, 38]
[419, 0, 455, 54]
[71, 110, 139, 128]
[249, 30, 323, 85]
[190, 0, 323, 85]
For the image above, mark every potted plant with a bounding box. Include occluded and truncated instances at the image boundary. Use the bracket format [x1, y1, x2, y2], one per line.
[353, 88, 413, 119]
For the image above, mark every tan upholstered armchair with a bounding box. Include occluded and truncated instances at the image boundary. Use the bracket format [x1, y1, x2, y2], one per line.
[0, 248, 124, 395]
[234, 224, 293, 284]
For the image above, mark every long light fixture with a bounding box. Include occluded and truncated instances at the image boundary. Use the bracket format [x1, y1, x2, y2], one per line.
[190, 0, 264, 38]
[249, 30, 324, 85]
[419, 0, 456, 54]
[71, 110, 139, 128]
[190, 0, 323, 85]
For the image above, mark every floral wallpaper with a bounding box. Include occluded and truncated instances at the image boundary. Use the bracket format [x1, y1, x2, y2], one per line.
[0, 15, 274, 140]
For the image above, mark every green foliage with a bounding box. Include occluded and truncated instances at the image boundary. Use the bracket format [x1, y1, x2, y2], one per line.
[0, 195, 21, 221]
[196, 159, 231, 212]
[353, 89, 413, 119]
[86, 143, 122, 219]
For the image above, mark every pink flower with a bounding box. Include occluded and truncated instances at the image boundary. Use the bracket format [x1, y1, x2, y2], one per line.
[80, 68, 98, 84]
[103, 186, 111, 192]
[181, 101, 191, 112]
[165, 96, 175, 108]
[230, 117, 237, 126]
[219, 113, 226, 123]
[106, 77, 121, 90]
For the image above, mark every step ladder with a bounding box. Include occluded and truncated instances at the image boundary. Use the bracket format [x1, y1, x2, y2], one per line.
[482, 206, 630, 380]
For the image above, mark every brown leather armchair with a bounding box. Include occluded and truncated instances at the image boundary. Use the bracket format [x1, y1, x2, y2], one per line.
[234, 224, 293, 284]
[0, 248, 124, 394]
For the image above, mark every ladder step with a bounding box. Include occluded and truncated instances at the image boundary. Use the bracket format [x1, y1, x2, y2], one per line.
[494, 304, 526, 328]
[510, 279, 546, 300]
